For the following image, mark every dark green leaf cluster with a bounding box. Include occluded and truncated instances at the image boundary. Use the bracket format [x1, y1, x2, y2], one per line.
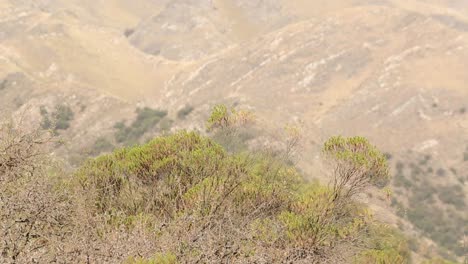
[114, 107, 168, 145]
[40, 104, 74, 133]
[176, 105, 194, 120]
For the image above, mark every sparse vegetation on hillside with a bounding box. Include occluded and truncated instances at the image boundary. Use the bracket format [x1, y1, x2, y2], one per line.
[176, 105, 194, 120]
[40, 104, 74, 133]
[391, 154, 467, 259]
[90, 136, 115, 156]
[114, 107, 168, 145]
[422, 258, 459, 264]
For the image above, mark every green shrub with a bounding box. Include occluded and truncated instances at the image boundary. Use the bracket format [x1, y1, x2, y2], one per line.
[393, 155, 466, 258]
[114, 107, 167, 145]
[90, 136, 114, 156]
[211, 126, 255, 153]
[422, 258, 458, 264]
[438, 185, 465, 210]
[394, 173, 412, 189]
[78, 131, 300, 218]
[206, 104, 229, 131]
[206, 104, 255, 132]
[159, 118, 173, 132]
[354, 225, 410, 264]
[75, 130, 406, 263]
[55, 104, 74, 130]
[40, 104, 74, 133]
[323, 136, 390, 190]
[406, 191, 464, 257]
[177, 105, 194, 120]
[410, 166, 423, 179]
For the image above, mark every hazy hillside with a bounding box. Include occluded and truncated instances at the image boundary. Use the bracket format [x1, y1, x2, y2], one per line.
[0, 0, 467, 262]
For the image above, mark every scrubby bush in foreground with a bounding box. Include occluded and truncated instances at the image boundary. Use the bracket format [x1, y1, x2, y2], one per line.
[1, 106, 410, 263]
[0, 121, 73, 262]
[75, 130, 407, 263]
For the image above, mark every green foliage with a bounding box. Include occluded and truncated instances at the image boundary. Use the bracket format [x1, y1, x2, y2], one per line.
[211, 126, 255, 153]
[407, 192, 463, 256]
[323, 136, 389, 186]
[76, 131, 408, 262]
[114, 107, 167, 145]
[279, 182, 372, 248]
[421, 258, 458, 264]
[354, 225, 410, 264]
[206, 104, 255, 132]
[78, 131, 298, 218]
[392, 155, 466, 258]
[206, 104, 257, 153]
[159, 118, 173, 132]
[90, 136, 114, 156]
[394, 172, 412, 189]
[40, 104, 74, 133]
[177, 105, 194, 120]
[78, 131, 235, 216]
[55, 105, 74, 130]
[40, 106, 51, 128]
[437, 185, 466, 210]
[206, 104, 229, 131]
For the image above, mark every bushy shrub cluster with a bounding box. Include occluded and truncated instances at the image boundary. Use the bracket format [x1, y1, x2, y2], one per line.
[1, 106, 410, 263]
[75, 129, 407, 263]
[114, 107, 168, 145]
[40, 104, 74, 133]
